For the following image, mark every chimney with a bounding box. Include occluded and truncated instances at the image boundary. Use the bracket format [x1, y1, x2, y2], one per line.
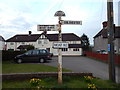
[29, 31, 32, 35]
[42, 30, 47, 35]
[102, 21, 107, 29]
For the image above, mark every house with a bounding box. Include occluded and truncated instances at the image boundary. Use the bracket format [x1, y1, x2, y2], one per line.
[0, 35, 5, 50]
[93, 21, 120, 54]
[6, 32, 83, 56]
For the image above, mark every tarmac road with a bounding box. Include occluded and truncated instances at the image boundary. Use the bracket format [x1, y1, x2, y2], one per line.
[44, 56, 120, 83]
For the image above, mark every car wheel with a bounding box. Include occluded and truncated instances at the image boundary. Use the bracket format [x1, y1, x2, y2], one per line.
[39, 58, 44, 63]
[17, 59, 22, 64]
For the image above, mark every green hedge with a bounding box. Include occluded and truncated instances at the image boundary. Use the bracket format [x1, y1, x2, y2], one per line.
[2, 50, 26, 61]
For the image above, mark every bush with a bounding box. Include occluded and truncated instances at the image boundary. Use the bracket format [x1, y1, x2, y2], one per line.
[2, 50, 26, 61]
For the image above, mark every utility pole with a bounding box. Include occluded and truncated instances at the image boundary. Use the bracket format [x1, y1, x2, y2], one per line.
[107, 0, 116, 82]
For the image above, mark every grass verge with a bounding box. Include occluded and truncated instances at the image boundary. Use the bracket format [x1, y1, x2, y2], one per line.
[2, 60, 71, 73]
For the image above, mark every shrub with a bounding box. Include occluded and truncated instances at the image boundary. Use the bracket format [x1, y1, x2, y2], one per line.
[2, 50, 26, 61]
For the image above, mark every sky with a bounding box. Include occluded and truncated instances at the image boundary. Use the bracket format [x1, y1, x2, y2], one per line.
[0, 0, 119, 44]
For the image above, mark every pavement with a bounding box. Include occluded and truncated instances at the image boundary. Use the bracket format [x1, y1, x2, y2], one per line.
[44, 56, 120, 83]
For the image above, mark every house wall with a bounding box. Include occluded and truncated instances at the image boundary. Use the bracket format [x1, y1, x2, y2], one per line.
[52, 48, 82, 56]
[0, 41, 5, 50]
[35, 39, 82, 55]
[6, 42, 36, 50]
[94, 36, 120, 54]
[114, 38, 120, 53]
[6, 39, 82, 56]
[94, 36, 108, 52]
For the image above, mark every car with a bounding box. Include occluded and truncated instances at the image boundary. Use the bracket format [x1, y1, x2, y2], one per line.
[14, 49, 53, 64]
[96, 50, 101, 53]
[96, 50, 107, 54]
[100, 50, 107, 54]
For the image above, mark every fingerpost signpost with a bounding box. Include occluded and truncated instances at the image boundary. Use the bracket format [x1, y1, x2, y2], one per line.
[38, 10, 82, 84]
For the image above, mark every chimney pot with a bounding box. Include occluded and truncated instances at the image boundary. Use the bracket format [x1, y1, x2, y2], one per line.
[29, 31, 32, 35]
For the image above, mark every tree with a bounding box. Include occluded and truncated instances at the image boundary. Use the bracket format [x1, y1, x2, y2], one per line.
[27, 45, 35, 51]
[81, 34, 90, 51]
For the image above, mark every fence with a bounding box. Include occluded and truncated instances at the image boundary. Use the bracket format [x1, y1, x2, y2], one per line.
[85, 51, 120, 65]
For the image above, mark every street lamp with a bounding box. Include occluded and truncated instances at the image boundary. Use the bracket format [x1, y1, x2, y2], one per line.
[54, 10, 65, 84]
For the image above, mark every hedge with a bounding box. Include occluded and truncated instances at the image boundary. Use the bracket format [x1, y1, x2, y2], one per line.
[2, 50, 26, 61]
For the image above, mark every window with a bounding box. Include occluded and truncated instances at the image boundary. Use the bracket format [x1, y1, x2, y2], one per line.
[73, 41, 76, 44]
[32, 50, 39, 55]
[73, 48, 79, 51]
[44, 39, 48, 44]
[25, 50, 32, 55]
[40, 35, 45, 39]
[22, 42, 25, 44]
[38, 40, 42, 44]
[10, 42, 14, 45]
[40, 50, 47, 54]
[62, 48, 68, 52]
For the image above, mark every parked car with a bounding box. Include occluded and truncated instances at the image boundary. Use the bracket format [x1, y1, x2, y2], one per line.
[100, 50, 107, 54]
[14, 49, 53, 64]
[96, 50, 107, 54]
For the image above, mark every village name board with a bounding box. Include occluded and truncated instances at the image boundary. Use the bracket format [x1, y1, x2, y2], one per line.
[53, 42, 68, 49]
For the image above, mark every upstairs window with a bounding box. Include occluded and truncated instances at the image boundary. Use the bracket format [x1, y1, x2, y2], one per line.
[62, 48, 68, 52]
[73, 48, 79, 51]
[38, 40, 42, 44]
[22, 42, 25, 44]
[10, 42, 14, 45]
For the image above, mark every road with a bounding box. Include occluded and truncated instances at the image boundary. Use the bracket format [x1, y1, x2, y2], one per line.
[44, 56, 120, 83]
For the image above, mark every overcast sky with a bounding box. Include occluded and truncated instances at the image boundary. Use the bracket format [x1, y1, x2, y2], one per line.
[0, 0, 119, 44]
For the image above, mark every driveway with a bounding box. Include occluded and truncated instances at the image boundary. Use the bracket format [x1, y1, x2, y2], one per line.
[44, 56, 120, 83]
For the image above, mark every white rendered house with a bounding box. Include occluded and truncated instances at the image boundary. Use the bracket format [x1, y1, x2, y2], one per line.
[6, 33, 83, 56]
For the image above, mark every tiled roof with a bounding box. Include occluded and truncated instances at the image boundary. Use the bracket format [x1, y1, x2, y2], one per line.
[6, 33, 81, 42]
[69, 44, 82, 48]
[46, 33, 81, 41]
[94, 26, 120, 38]
[6, 34, 41, 42]
[17, 45, 30, 49]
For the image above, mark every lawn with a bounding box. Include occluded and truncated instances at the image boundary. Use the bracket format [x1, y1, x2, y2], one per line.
[2, 60, 120, 89]
[2, 60, 71, 73]
[2, 76, 120, 89]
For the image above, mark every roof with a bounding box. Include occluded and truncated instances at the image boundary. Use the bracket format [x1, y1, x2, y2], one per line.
[69, 44, 82, 48]
[0, 35, 5, 41]
[6, 34, 41, 42]
[94, 26, 120, 38]
[17, 45, 30, 49]
[6, 33, 81, 42]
